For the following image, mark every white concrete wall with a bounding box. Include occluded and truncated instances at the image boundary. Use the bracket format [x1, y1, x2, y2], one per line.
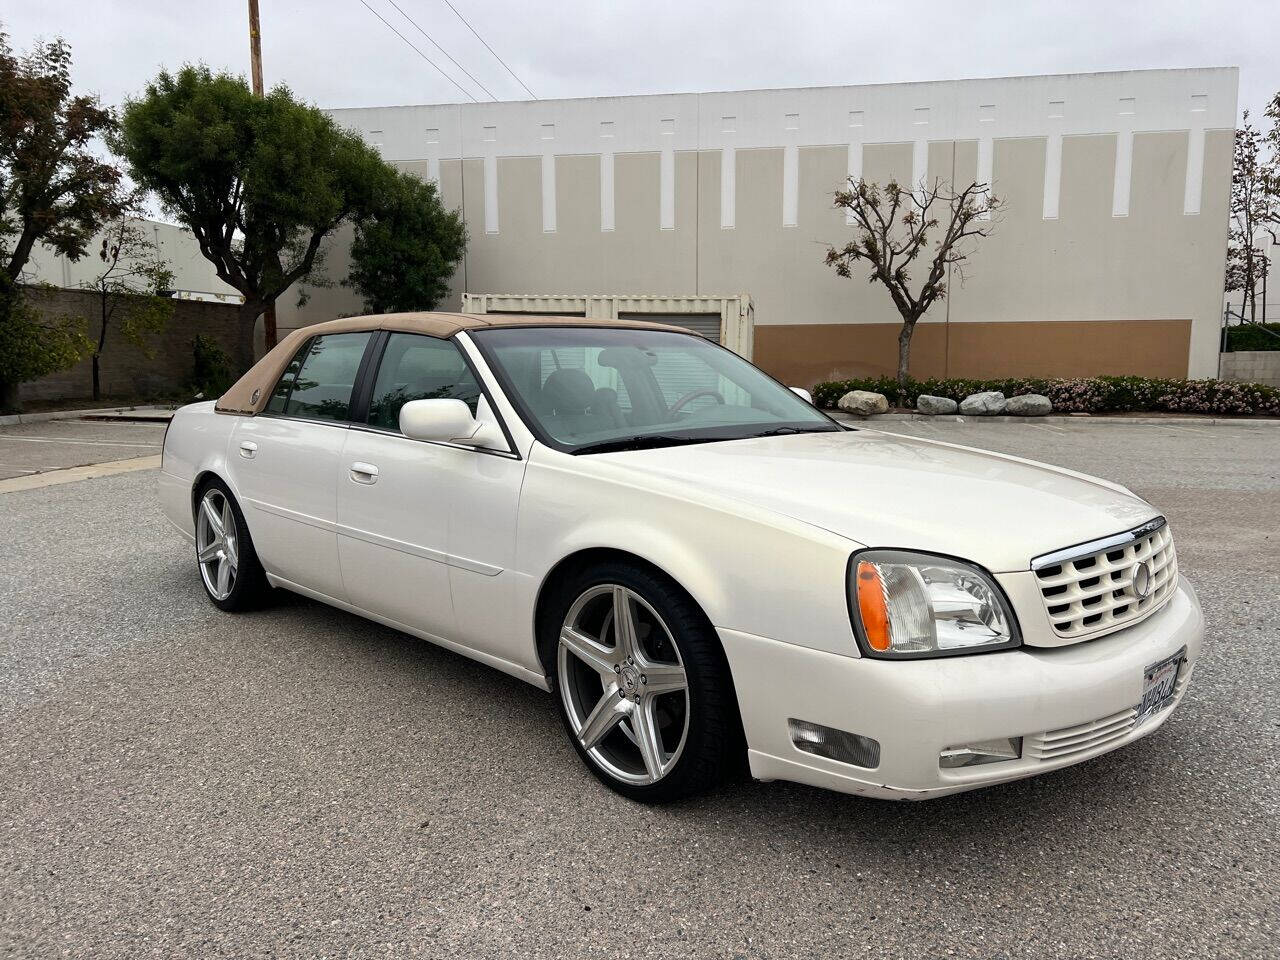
[24, 218, 241, 303]
[290, 68, 1238, 379]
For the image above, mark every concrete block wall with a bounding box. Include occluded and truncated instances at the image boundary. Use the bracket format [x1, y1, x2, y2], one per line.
[1219, 351, 1280, 388]
[18, 287, 243, 404]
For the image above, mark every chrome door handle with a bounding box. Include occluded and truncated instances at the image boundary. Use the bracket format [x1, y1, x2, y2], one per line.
[349, 461, 380, 484]
[238, 441, 258, 459]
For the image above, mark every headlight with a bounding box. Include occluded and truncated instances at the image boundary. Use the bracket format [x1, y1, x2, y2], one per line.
[848, 549, 1020, 659]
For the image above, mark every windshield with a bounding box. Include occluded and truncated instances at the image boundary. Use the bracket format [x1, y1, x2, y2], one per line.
[470, 326, 839, 453]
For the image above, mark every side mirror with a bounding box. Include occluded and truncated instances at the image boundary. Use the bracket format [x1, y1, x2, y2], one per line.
[399, 398, 505, 450]
[789, 387, 813, 404]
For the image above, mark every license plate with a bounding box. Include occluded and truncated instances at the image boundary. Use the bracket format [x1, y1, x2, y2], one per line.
[1135, 649, 1183, 727]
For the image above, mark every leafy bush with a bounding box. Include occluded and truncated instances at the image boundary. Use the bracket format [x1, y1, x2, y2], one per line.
[812, 374, 1280, 416]
[188, 335, 235, 398]
[1225, 323, 1280, 352]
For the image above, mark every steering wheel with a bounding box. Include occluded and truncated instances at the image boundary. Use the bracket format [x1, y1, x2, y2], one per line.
[669, 389, 724, 416]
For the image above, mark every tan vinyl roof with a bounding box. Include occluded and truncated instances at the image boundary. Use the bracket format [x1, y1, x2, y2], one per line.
[215, 311, 690, 415]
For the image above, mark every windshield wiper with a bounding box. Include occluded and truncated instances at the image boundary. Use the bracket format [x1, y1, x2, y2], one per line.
[572, 434, 709, 455]
[753, 425, 837, 437]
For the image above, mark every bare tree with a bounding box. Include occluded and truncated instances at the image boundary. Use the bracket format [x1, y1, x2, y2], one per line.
[82, 219, 174, 400]
[1225, 112, 1277, 323]
[824, 177, 1000, 387]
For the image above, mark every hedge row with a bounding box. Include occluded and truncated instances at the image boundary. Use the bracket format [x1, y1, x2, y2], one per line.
[1225, 323, 1280, 352]
[812, 375, 1280, 416]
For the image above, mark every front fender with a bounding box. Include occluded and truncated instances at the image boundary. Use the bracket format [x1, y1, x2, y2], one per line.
[516, 453, 861, 659]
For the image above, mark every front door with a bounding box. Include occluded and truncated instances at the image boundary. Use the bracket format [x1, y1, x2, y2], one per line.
[336, 332, 510, 642]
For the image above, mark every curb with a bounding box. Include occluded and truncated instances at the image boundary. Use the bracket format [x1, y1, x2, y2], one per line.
[828, 411, 1280, 427]
[0, 404, 177, 427]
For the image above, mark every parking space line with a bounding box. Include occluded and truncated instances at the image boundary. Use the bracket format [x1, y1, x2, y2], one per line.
[0, 435, 160, 447]
[0, 455, 162, 494]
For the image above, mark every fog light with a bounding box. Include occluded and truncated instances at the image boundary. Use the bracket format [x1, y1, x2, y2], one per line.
[939, 737, 1023, 769]
[788, 719, 880, 769]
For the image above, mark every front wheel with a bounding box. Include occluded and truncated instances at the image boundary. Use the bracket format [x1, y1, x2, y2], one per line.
[549, 562, 741, 803]
[194, 479, 268, 611]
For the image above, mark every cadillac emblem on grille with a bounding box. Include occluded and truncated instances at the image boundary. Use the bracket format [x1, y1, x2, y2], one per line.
[1131, 561, 1153, 600]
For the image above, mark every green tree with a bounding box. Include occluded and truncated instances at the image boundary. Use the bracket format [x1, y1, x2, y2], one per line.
[0, 31, 127, 411]
[83, 218, 175, 400]
[346, 169, 466, 313]
[115, 66, 392, 371]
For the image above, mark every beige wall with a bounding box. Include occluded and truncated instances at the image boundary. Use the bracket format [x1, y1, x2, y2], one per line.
[286, 70, 1236, 383]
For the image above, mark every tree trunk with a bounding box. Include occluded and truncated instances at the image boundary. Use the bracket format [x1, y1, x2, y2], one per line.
[236, 299, 267, 372]
[94, 288, 108, 402]
[0, 378, 19, 415]
[896, 318, 916, 388]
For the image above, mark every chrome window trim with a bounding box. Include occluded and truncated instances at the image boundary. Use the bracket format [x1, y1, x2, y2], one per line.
[1029, 516, 1167, 571]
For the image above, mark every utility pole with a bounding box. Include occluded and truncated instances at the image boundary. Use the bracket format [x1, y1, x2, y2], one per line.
[247, 0, 278, 349]
[248, 0, 264, 94]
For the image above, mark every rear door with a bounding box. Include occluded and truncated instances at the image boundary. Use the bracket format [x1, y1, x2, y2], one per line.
[231, 330, 373, 601]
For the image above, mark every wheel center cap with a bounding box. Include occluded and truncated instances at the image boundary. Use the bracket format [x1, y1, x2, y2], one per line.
[619, 662, 642, 694]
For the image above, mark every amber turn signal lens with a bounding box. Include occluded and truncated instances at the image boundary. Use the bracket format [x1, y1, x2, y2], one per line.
[856, 560, 892, 651]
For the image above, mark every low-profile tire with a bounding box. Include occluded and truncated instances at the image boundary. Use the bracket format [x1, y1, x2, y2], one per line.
[545, 560, 742, 803]
[193, 477, 269, 612]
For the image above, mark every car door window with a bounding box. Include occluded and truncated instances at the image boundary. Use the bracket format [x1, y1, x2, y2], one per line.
[366, 334, 482, 431]
[266, 332, 371, 422]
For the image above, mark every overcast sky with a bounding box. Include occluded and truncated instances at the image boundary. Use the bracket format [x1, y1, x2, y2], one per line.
[6, 0, 1279, 124]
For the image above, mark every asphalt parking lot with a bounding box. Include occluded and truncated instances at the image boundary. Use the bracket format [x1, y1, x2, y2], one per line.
[1, 418, 1277, 958]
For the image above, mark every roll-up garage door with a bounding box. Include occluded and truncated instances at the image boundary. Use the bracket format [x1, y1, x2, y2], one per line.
[619, 313, 722, 344]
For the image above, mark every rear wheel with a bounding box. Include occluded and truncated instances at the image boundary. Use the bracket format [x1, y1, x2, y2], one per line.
[549, 562, 740, 803]
[194, 479, 268, 611]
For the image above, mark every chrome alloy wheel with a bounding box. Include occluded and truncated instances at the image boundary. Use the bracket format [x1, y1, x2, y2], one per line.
[196, 488, 239, 601]
[557, 584, 691, 785]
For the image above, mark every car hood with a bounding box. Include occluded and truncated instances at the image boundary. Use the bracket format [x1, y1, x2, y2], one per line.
[591, 429, 1158, 573]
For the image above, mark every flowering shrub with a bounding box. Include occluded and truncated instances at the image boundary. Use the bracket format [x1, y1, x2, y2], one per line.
[811, 375, 1280, 416]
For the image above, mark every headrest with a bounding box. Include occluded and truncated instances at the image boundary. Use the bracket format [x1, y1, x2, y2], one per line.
[542, 368, 596, 414]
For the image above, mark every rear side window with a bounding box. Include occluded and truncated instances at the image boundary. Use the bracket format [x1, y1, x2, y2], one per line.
[367, 333, 482, 431]
[265, 332, 370, 422]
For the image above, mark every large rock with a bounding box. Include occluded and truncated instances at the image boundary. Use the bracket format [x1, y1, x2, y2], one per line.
[837, 390, 889, 416]
[1005, 393, 1053, 416]
[958, 391, 1007, 416]
[916, 394, 958, 415]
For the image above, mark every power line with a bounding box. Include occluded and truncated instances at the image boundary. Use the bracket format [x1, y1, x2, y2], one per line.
[355, 0, 478, 103]
[383, 0, 498, 101]
[436, 0, 537, 100]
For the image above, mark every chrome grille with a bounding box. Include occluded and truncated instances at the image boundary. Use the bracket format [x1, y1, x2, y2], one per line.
[1032, 518, 1177, 640]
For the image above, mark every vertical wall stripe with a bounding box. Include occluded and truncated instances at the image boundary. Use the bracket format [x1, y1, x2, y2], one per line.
[600, 152, 615, 232]
[1112, 130, 1133, 217]
[427, 157, 440, 188]
[720, 147, 736, 229]
[483, 154, 498, 234]
[1042, 133, 1062, 220]
[541, 153, 556, 233]
[912, 139, 928, 187]
[782, 144, 799, 227]
[976, 137, 994, 220]
[660, 147, 675, 230]
[1183, 126, 1205, 215]
[845, 141, 863, 225]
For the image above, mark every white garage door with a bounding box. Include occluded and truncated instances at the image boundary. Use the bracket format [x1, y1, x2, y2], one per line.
[619, 313, 722, 344]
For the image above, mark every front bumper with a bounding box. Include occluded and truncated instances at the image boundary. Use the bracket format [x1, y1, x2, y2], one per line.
[720, 575, 1203, 800]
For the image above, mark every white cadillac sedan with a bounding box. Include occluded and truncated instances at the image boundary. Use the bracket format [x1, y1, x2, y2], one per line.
[160, 313, 1203, 803]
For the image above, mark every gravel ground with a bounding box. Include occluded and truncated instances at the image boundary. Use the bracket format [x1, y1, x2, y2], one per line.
[0, 420, 1276, 959]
